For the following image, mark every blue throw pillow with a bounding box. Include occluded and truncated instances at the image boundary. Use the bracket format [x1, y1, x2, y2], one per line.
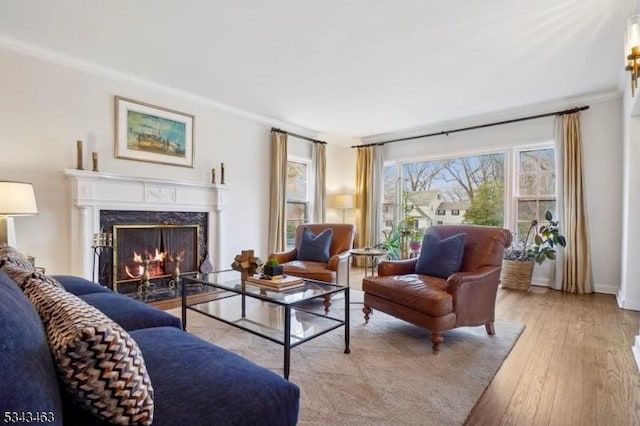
[415, 232, 466, 279]
[297, 227, 333, 263]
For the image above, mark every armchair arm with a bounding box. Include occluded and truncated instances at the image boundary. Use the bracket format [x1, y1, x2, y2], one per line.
[445, 265, 502, 325]
[327, 250, 351, 271]
[377, 258, 418, 277]
[269, 249, 297, 264]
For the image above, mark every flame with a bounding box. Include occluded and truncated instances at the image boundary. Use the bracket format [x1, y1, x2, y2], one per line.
[133, 251, 143, 263]
[150, 248, 165, 261]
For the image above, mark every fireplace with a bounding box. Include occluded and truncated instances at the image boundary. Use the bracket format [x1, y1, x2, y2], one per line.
[63, 170, 230, 290]
[98, 210, 208, 295]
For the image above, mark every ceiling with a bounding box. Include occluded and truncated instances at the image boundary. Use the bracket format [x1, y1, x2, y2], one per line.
[0, 1, 635, 142]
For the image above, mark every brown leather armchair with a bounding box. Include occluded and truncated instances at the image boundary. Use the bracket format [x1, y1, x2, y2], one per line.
[362, 225, 511, 352]
[270, 223, 356, 286]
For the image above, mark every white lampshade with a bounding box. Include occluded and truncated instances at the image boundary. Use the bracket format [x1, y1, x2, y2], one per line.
[0, 181, 38, 215]
[333, 194, 354, 210]
[0, 181, 38, 248]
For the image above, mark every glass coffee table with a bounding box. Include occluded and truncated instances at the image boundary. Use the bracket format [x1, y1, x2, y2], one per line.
[181, 270, 350, 380]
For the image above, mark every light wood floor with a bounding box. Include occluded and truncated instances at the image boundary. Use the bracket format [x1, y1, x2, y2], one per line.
[349, 267, 640, 426]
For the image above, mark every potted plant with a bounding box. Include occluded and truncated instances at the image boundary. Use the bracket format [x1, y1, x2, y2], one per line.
[375, 223, 402, 260]
[408, 229, 423, 254]
[263, 258, 283, 277]
[501, 210, 567, 290]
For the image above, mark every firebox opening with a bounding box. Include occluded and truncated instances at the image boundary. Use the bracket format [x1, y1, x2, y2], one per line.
[113, 224, 199, 294]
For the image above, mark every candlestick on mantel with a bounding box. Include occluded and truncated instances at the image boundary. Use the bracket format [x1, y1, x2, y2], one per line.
[211, 168, 216, 184]
[76, 140, 84, 170]
[92, 152, 99, 172]
[221, 162, 225, 184]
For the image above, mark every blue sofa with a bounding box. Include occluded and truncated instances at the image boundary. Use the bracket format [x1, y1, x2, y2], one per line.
[0, 268, 300, 425]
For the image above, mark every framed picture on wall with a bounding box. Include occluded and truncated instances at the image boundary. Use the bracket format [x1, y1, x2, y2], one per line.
[114, 96, 195, 168]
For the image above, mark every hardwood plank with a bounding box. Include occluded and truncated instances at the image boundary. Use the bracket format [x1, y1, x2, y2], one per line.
[464, 288, 640, 426]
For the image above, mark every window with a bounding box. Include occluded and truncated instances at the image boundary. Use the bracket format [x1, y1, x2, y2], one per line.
[286, 160, 309, 246]
[515, 147, 556, 240]
[382, 152, 505, 233]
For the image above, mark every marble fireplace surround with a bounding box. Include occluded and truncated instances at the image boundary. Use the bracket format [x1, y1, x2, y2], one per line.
[63, 169, 229, 279]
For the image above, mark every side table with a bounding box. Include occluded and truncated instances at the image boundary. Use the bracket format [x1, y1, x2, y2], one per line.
[349, 248, 387, 278]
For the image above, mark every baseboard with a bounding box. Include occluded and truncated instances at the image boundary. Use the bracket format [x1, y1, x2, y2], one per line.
[593, 284, 619, 295]
[531, 281, 620, 296]
[617, 289, 640, 311]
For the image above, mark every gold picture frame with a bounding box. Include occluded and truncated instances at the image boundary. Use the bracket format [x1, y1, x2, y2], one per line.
[115, 96, 195, 168]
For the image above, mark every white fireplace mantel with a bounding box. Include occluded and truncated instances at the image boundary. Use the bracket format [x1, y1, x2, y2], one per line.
[63, 169, 229, 279]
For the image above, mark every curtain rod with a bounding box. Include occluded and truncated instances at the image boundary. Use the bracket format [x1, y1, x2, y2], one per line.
[351, 105, 590, 148]
[271, 127, 327, 145]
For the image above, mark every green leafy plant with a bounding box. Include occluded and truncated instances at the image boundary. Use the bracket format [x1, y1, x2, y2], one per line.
[375, 223, 402, 260]
[504, 210, 567, 264]
[265, 258, 280, 267]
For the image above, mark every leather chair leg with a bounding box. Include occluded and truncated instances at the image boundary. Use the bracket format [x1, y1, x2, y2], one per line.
[430, 332, 443, 353]
[485, 322, 495, 335]
[363, 305, 372, 323]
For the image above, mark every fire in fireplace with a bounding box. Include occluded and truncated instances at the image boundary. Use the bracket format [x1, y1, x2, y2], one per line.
[113, 224, 199, 294]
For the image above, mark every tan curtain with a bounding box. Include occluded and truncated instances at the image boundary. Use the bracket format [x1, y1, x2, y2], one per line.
[268, 131, 287, 254]
[312, 142, 326, 223]
[355, 146, 373, 254]
[557, 113, 593, 293]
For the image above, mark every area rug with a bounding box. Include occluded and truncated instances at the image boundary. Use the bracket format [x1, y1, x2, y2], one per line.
[168, 298, 524, 426]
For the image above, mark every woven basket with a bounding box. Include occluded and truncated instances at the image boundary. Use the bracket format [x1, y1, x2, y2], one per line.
[500, 259, 534, 290]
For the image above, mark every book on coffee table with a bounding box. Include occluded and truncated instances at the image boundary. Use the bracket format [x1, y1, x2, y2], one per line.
[246, 275, 305, 291]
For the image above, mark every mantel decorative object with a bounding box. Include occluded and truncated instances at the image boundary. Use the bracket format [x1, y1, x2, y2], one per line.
[220, 162, 225, 184]
[211, 168, 216, 184]
[92, 152, 99, 172]
[76, 140, 84, 170]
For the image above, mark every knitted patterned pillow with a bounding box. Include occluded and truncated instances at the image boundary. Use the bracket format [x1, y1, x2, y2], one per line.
[2, 263, 62, 289]
[0, 245, 35, 271]
[22, 277, 154, 425]
[0, 262, 35, 287]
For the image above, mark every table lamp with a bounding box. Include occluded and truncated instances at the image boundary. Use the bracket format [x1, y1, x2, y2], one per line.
[333, 194, 354, 223]
[0, 181, 38, 248]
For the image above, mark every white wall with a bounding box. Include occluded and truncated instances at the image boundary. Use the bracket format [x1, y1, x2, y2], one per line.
[0, 48, 274, 274]
[381, 96, 623, 294]
[325, 143, 356, 224]
[619, 79, 640, 310]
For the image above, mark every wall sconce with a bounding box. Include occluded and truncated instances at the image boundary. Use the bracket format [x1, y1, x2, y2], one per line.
[332, 194, 354, 223]
[0, 181, 38, 248]
[626, 14, 640, 96]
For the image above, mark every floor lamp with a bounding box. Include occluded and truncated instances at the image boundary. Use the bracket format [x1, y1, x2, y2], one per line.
[333, 194, 354, 224]
[0, 181, 38, 248]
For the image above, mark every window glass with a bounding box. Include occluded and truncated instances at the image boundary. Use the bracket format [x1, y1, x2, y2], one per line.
[515, 148, 556, 244]
[383, 153, 505, 237]
[286, 161, 309, 246]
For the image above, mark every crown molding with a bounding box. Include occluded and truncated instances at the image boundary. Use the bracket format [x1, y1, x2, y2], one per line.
[0, 33, 326, 143]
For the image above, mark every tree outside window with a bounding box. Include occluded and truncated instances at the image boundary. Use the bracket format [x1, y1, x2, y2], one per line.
[382, 153, 505, 235]
[515, 148, 556, 240]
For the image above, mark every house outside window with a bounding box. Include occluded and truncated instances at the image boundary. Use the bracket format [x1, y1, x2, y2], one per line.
[437, 209, 446, 216]
[451, 209, 460, 216]
[286, 160, 309, 246]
